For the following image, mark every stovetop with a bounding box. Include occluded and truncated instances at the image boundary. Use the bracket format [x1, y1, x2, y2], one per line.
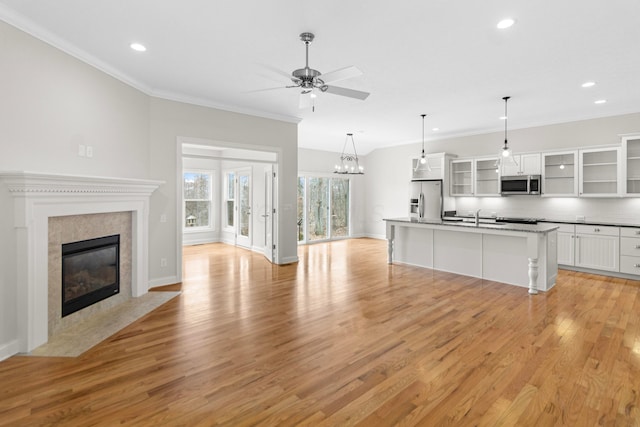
[496, 217, 541, 224]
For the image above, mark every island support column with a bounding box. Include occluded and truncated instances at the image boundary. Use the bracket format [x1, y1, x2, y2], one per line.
[386, 222, 395, 264]
[526, 234, 540, 295]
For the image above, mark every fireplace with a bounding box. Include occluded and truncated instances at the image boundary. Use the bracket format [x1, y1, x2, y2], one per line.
[62, 235, 120, 317]
[0, 171, 162, 354]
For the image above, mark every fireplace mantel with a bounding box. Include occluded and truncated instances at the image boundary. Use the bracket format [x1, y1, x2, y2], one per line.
[0, 171, 163, 353]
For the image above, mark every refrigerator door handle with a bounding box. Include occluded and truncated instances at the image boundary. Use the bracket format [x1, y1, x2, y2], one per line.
[418, 192, 424, 219]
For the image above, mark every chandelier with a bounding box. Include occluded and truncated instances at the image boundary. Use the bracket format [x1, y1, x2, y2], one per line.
[334, 133, 364, 174]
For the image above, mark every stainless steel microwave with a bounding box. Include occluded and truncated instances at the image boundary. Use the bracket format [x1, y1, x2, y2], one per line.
[500, 175, 541, 195]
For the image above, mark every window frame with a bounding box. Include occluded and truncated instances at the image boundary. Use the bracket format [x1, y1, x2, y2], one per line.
[183, 169, 215, 232]
[223, 170, 236, 232]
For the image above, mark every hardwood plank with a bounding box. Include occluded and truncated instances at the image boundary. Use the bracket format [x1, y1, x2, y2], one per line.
[1, 239, 640, 425]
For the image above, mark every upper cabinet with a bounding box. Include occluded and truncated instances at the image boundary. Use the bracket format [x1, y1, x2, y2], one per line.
[474, 157, 500, 196]
[501, 153, 541, 176]
[579, 147, 621, 197]
[450, 159, 474, 196]
[542, 151, 578, 196]
[622, 134, 640, 196]
[411, 153, 454, 181]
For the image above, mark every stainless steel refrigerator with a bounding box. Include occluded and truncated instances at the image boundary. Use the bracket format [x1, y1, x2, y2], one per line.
[409, 179, 443, 220]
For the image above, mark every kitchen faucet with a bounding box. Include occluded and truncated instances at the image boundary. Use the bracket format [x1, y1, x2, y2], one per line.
[475, 209, 481, 226]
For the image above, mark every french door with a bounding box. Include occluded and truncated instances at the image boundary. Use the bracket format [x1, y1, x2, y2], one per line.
[298, 176, 350, 243]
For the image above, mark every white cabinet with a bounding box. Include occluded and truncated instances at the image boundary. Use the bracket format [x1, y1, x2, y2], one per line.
[549, 223, 576, 266]
[450, 159, 474, 196]
[575, 224, 620, 271]
[501, 153, 541, 176]
[622, 134, 640, 196]
[620, 227, 640, 275]
[412, 153, 452, 181]
[542, 151, 578, 196]
[474, 157, 500, 196]
[579, 147, 621, 197]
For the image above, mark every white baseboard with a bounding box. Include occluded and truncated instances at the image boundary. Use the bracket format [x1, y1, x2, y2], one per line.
[0, 339, 19, 361]
[364, 233, 387, 240]
[279, 255, 299, 265]
[148, 275, 180, 289]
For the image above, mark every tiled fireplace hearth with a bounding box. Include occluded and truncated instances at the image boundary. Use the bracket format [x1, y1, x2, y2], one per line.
[0, 172, 162, 353]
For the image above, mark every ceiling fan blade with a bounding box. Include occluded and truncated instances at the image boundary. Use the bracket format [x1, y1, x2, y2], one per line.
[299, 91, 313, 109]
[318, 66, 362, 84]
[323, 85, 370, 100]
[244, 86, 288, 94]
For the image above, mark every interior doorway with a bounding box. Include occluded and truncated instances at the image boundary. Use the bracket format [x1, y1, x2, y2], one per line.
[177, 137, 280, 283]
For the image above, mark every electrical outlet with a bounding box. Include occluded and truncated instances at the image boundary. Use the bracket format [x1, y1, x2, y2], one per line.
[160, 258, 167, 268]
[160, 214, 167, 223]
[78, 144, 86, 157]
[576, 215, 585, 221]
[86, 146, 93, 158]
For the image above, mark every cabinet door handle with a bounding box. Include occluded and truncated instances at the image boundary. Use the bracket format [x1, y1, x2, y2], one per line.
[594, 228, 600, 232]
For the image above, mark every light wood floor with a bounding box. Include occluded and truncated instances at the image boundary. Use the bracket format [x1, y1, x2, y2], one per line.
[1, 238, 640, 426]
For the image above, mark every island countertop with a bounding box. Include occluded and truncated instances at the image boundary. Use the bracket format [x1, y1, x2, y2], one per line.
[383, 217, 559, 234]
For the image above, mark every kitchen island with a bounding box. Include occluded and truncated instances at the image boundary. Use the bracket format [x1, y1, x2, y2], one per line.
[384, 218, 559, 293]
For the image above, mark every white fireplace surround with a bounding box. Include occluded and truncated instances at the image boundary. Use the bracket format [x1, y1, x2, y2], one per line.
[0, 171, 163, 353]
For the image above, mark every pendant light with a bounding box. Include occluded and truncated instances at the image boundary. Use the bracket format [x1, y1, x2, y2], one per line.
[501, 96, 512, 159]
[414, 114, 432, 172]
[334, 133, 364, 174]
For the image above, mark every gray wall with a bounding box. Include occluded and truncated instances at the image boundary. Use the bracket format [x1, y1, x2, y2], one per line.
[0, 20, 298, 358]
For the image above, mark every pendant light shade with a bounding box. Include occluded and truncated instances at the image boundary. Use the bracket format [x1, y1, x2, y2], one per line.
[415, 114, 432, 172]
[501, 96, 512, 159]
[334, 133, 364, 174]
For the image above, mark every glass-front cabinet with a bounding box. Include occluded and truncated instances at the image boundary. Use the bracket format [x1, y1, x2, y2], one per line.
[542, 151, 578, 196]
[579, 147, 621, 197]
[450, 159, 473, 196]
[474, 157, 500, 196]
[623, 134, 640, 196]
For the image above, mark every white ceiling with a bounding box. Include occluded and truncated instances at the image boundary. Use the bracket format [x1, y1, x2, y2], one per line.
[2, 0, 639, 155]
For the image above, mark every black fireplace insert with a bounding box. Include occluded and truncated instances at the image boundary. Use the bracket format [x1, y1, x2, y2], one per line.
[61, 234, 120, 317]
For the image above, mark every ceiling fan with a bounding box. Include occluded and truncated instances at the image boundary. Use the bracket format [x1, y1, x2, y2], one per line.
[275, 32, 370, 110]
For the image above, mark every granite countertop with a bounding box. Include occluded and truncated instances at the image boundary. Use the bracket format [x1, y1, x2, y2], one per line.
[539, 219, 640, 228]
[384, 217, 559, 234]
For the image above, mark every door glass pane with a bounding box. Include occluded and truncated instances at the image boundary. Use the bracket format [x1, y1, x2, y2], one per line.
[239, 174, 250, 237]
[307, 177, 328, 241]
[297, 177, 305, 242]
[331, 178, 349, 237]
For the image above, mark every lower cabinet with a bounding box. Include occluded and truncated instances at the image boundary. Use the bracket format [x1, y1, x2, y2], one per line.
[620, 227, 640, 275]
[574, 224, 620, 272]
[554, 223, 576, 266]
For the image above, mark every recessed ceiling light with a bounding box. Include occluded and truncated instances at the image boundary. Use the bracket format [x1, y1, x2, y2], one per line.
[130, 43, 147, 52]
[497, 18, 515, 29]
[432, 128, 439, 132]
[499, 116, 507, 120]
[582, 81, 596, 88]
[594, 99, 607, 104]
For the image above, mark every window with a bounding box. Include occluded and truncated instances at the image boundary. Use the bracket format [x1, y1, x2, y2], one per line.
[183, 171, 213, 229]
[224, 172, 235, 228]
